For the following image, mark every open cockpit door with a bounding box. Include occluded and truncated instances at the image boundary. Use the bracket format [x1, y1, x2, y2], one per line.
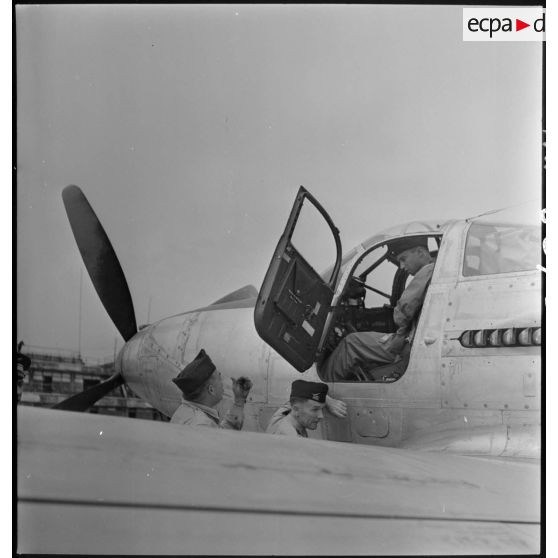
[254, 187, 342, 372]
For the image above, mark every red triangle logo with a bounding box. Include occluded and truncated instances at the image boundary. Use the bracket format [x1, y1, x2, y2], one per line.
[516, 19, 530, 32]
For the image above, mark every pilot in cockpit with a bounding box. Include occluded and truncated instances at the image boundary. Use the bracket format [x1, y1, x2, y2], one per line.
[320, 237, 434, 382]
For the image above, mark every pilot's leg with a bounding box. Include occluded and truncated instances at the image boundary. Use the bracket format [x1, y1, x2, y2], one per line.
[320, 331, 396, 381]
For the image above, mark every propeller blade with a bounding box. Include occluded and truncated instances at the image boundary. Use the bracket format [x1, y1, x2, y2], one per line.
[52, 373, 124, 412]
[62, 185, 137, 341]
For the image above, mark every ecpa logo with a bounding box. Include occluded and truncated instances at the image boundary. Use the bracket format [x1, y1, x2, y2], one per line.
[463, 8, 545, 41]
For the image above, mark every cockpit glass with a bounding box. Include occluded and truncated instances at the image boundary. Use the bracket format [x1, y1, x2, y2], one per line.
[463, 223, 541, 276]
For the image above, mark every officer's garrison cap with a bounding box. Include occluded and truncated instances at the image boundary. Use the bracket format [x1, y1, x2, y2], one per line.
[173, 349, 216, 395]
[290, 380, 328, 403]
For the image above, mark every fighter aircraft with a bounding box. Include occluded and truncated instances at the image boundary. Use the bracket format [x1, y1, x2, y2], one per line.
[52, 184, 542, 457]
[17, 184, 541, 554]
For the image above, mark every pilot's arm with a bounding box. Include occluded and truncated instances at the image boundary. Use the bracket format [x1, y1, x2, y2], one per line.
[389, 263, 435, 352]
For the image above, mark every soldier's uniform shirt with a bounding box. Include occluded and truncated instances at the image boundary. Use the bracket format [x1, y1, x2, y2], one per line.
[392, 262, 435, 337]
[321, 262, 435, 381]
[170, 398, 244, 430]
[265, 403, 308, 438]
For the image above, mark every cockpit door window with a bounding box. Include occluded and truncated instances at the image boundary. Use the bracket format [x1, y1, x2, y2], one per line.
[254, 187, 342, 372]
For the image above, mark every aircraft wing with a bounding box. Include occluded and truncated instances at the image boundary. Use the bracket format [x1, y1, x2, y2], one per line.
[17, 407, 539, 555]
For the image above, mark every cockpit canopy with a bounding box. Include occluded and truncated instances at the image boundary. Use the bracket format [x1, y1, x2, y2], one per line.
[321, 220, 453, 286]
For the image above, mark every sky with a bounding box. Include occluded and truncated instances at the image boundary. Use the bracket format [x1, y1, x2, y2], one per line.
[16, 4, 543, 359]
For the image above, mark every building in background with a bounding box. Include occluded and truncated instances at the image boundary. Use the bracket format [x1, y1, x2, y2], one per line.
[19, 346, 168, 421]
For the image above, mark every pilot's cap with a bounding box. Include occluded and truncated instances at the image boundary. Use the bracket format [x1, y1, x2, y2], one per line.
[290, 380, 328, 403]
[173, 349, 216, 395]
[388, 237, 428, 259]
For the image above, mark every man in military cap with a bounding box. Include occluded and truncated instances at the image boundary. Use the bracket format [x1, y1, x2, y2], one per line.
[170, 349, 252, 429]
[17, 343, 31, 403]
[266, 380, 329, 438]
[320, 237, 434, 381]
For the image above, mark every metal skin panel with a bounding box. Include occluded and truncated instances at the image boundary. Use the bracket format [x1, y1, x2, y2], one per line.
[399, 424, 541, 458]
[444, 275, 541, 333]
[430, 220, 467, 281]
[18, 407, 539, 555]
[353, 407, 390, 438]
[440, 265, 541, 422]
[398, 407, 504, 441]
[440, 357, 540, 411]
